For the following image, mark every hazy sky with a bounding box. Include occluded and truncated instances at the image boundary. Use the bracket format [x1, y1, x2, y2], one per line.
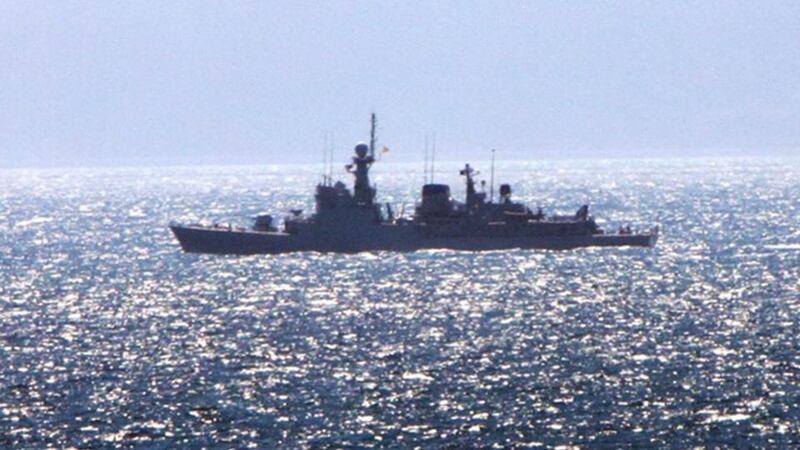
[1, 0, 798, 167]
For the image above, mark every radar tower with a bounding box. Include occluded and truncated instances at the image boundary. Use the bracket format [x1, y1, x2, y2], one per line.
[348, 115, 378, 205]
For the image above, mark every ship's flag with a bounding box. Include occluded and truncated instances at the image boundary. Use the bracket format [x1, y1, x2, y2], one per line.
[382, 146, 390, 153]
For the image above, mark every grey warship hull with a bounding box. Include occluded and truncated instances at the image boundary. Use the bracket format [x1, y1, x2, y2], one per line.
[170, 223, 658, 255]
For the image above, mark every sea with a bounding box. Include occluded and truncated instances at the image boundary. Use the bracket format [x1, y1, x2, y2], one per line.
[1, 158, 799, 448]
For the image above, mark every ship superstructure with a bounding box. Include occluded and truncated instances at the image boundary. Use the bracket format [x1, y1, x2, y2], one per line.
[170, 115, 658, 254]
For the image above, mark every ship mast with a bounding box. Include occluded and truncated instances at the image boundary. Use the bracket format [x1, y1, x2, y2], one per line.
[430, 132, 436, 183]
[321, 132, 328, 185]
[423, 135, 429, 185]
[490, 149, 496, 203]
[369, 113, 377, 159]
[349, 114, 378, 206]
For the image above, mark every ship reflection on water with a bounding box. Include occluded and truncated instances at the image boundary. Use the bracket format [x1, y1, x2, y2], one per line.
[1, 158, 800, 447]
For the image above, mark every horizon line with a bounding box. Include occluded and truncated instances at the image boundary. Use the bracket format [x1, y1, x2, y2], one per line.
[3, 152, 800, 172]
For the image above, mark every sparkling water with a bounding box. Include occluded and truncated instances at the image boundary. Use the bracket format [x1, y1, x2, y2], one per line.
[1, 158, 799, 447]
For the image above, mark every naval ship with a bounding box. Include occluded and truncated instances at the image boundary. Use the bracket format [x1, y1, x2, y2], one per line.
[170, 115, 659, 254]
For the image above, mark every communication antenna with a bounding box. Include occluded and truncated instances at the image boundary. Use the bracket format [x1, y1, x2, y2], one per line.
[328, 132, 335, 182]
[431, 132, 436, 183]
[423, 134, 429, 185]
[322, 131, 329, 185]
[490, 148, 496, 203]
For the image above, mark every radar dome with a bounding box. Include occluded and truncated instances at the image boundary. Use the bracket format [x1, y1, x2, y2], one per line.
[354, 142, 369, 158]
